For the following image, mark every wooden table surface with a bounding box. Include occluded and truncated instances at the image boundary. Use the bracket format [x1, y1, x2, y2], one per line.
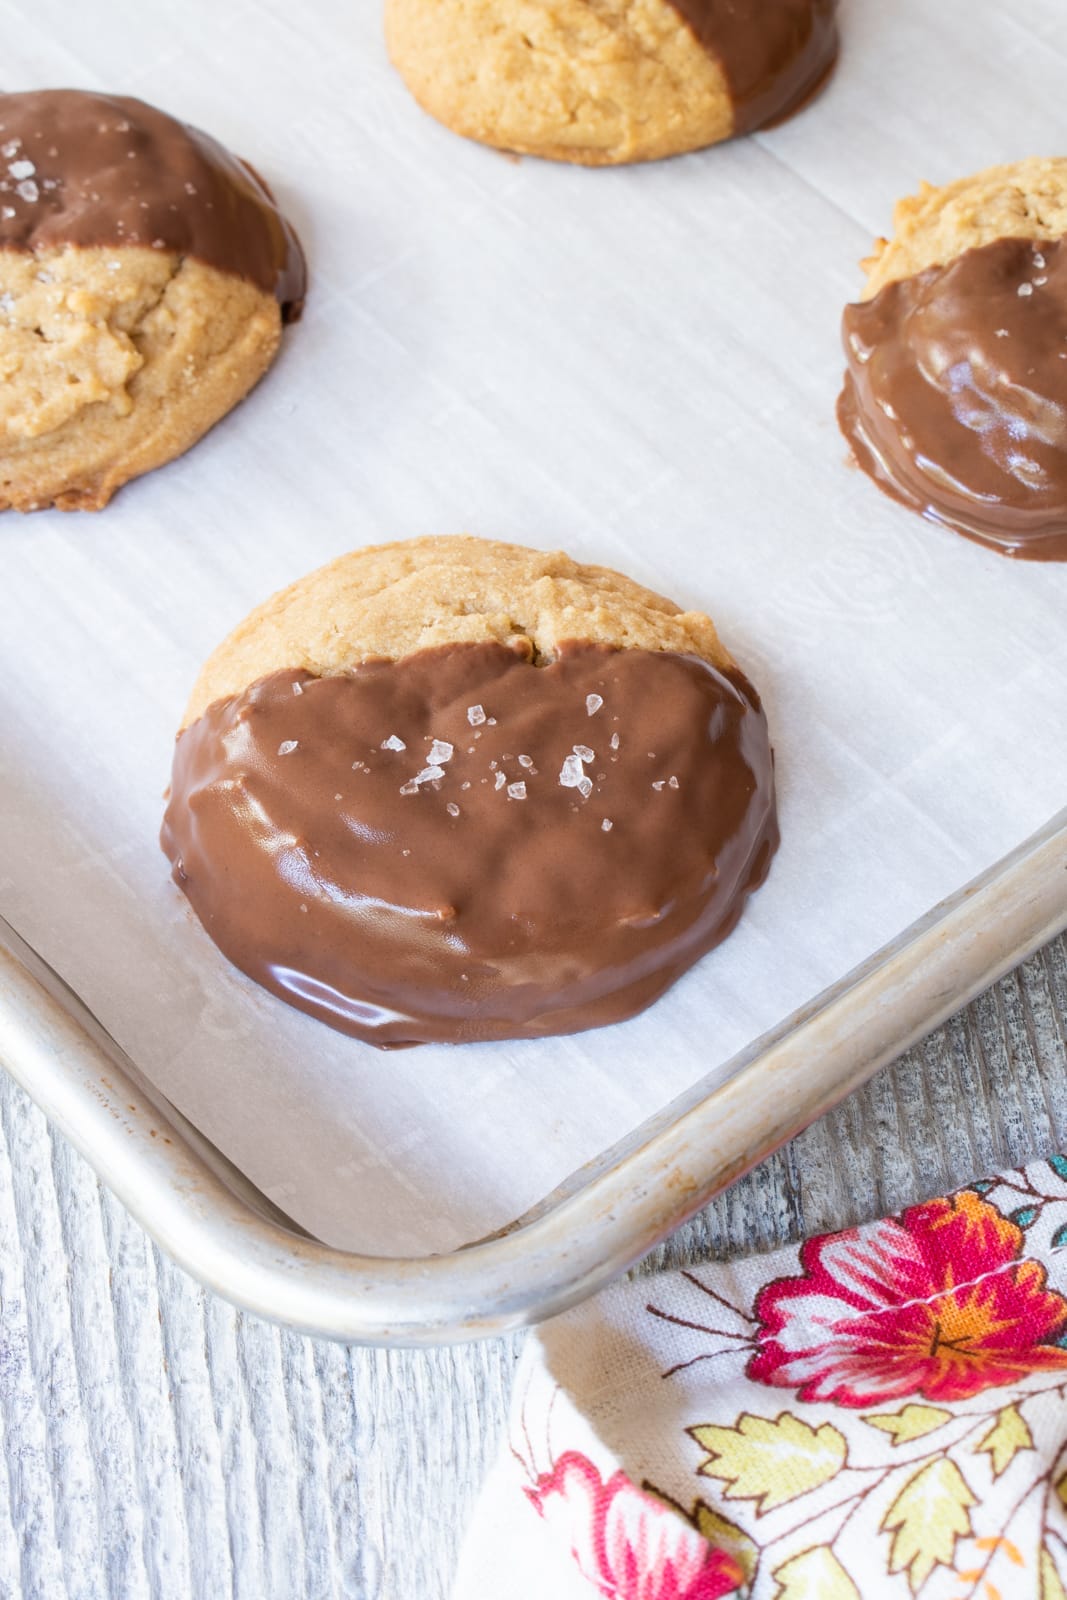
[0, 933, 1064, 1600]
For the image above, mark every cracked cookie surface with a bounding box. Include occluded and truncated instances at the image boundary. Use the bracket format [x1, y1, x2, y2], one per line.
[860, 157, 1067, 299]
[183, 534, 733, 727]
[0, 246, 281, 510]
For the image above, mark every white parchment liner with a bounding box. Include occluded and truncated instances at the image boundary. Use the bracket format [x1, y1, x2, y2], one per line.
[1, 0, 1065, 1253]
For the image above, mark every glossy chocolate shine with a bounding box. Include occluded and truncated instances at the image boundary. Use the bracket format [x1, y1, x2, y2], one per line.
[667, 0, 837, 134]
[839, 236, 1067, 560]
[161, 642, 778, 1047]
[0, 89, 305, 318]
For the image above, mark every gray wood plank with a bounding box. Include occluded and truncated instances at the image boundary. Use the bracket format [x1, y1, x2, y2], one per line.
[0, 934, 1063, 1600]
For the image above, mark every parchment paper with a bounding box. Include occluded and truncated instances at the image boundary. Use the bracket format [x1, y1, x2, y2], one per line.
[1, 0, 1065, 1254]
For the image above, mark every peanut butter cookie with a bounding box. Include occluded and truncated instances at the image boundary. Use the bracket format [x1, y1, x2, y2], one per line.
[386, 0, 837, 166]
[163, 536, 778, 1046]
[0, 89, 305, 512]
[839, 159, 1067, 560]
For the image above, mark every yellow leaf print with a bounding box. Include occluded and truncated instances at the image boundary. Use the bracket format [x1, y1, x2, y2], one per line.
[881, 1458, 976, 1593]
[862, 1405, 952, 1445]
[690, 1413, 846, 1514]
[1042, 1544, 1067, 1600]
[975, 1405, 1034, 1478]
[693, 1504, 758, 1584]
[771, 1547, 860, 1600]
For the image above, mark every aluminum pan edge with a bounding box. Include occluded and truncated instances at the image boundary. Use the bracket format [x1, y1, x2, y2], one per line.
[0, 806, 1064, 1347]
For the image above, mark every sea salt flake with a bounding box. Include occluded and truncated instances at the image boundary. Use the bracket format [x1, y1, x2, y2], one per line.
[0, 209, 13, 222]
[1018, 282, 1034, 297]
[494, 771, 507, 790]
[585, 693, 603, 716]
[277, 740, 298, 756]
[995, 328, 1010, 338]
[610, 732, 620, 750]
[559, 753, 585, 789]
[399, 780, 419, 796]
[1035, 276, 1049, 287]
[461, 781, 471, 790]
[427, 739, 453, 764]
[415, 765, 445, 785]
[1034, 251, 1047, 268]
[466, 704, 486, 726]
[601, 818, 613, 832]
[292, 681, 303, 695]
[0, 140, 20, 159]
[507, 781, 527, 800]
[446, 802, 461, 817]
[573, 744, 594, 763]
[15, 180, 38, 203]
[381, 734, 406, 751]
[518, 754, 534, 768]
[487, 717, 497, 726]
[652, 780, 666, 791]
[334, 793, 342, 802]
[7, 159, 34, 180]
[668, 775, 679, 789]
[577, 776, 593, 799]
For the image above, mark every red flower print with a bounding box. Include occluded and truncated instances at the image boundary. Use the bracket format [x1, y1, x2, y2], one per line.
[525, 1451, 742, 1599]
[749, 1189, 1067, 1406]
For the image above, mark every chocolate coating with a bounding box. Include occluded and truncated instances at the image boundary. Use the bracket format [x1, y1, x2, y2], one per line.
[0, 89, 305, 319]
[161, 642, 778, 1047]
[839, 235, 1067, 560]
[666, 0, 838, 134]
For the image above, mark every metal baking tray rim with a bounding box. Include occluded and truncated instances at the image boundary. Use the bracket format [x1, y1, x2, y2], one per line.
[0, 805, 1064, 1347]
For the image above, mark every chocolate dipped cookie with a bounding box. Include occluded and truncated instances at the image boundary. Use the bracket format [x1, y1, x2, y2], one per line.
[0, 89, 305, 512]
[162, 537, 778, 1047]
[838, 158, 1067, 561]
[385, 0, 837, 166]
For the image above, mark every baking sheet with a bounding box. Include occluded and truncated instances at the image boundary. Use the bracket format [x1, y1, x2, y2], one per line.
[1, 0, 1065, 1257]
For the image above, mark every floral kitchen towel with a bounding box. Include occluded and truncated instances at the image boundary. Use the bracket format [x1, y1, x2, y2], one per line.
[453, 1158, 1067, 1599]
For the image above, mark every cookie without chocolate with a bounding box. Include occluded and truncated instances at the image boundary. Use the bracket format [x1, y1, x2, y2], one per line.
[0, 89, 305, 512]
[385, 0, 837, 166]
[163, 537, 779, 1047]
[839, 158, 1067, 560]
